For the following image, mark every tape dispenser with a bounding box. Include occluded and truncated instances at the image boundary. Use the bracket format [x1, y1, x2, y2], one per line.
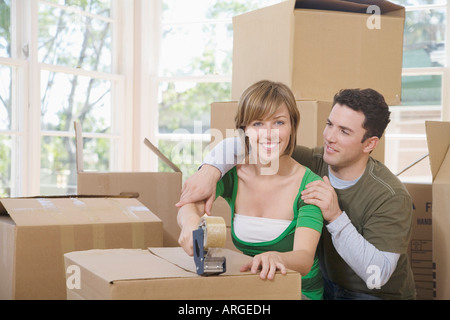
[193, 215, 227, 276]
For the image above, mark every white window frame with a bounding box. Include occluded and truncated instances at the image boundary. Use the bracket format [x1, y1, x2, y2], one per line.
[0, 57, 27, 196]
[0, 0, 134, 196]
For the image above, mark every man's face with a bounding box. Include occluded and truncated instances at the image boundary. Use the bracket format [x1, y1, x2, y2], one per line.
[322, 103, 370, 172]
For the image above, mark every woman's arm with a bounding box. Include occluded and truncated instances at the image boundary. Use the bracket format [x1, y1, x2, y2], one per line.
[177, 201, 206, 256]
[240, 227, 321, 279]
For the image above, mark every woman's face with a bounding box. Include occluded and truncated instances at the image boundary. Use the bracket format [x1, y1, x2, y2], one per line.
[245, 103, 292, 165]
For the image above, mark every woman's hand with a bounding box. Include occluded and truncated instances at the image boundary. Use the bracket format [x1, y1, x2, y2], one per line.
[178, 223, 197, 256]
[177, 202, 204, 256]
[240, 251, 287, 280]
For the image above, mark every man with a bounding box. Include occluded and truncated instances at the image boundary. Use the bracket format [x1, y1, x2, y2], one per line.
[177, 88, 416, 300]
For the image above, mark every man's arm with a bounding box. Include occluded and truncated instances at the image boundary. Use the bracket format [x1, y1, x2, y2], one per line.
[176, 164, 220, 214]
[326, 212, 399, 287]
[301, 176, 399, 287]
[176, 137, 242, 214]
[203, 137, 243, 176]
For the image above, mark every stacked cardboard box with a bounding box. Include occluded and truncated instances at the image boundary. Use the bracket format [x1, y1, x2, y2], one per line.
[404, 183, 434, 300]
[0, 196, 163, 299]
[425, 121, 450, 300]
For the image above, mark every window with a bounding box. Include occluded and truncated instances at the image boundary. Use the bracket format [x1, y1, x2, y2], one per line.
[386, 0, 449, 182]
[0, 0, 132, 197]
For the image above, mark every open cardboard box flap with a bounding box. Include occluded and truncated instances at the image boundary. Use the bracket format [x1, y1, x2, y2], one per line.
[65, 247, 254, 283]
[425, 121, 450, 181]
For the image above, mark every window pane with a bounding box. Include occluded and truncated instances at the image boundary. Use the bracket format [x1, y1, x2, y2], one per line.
[0, 64, 12, 130]
[403, 8, 446, 68]
[44, 0, 112, 18]
[386, 73, 442, 182]
[0, 0, 11, 58]
[38, 2, 112, 72]
[40, 135, 112, 195]
[388, 106, 441, 135]
[395, 0, 447, 5]
[79, 136, 112, 171]
[385, 138, 432, 183]
[157, 139, 211, 179]
[158, 82, 231, 134]
[163, 0, 219, 21]
[0, 135, 12, 197]
[162, 0, 284, 21]
[386, 107, 440, 183]
[160, 22, 232, 76]
[40, 135, 77, 195]
[160, 0, 285, 76]
[41, 70, 112, 133]
[401, 74, 442, 106]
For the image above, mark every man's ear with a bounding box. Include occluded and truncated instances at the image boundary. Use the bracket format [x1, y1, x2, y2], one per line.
[363, 136, 379, 154]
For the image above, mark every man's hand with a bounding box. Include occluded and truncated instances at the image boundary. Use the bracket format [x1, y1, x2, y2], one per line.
[301, 176, 342, 223]
[175, 164, 221, 215]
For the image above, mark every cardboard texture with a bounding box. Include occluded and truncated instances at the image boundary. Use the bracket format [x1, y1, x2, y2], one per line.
[231, 0, 405, 105]
[425, 121, 450, 300]
[74, 122, 182, 247]
[0, 197, 163, 300]
[64, 248, 302, 300]
[404, 183, 434, 300]
[210, 100, 385, 163]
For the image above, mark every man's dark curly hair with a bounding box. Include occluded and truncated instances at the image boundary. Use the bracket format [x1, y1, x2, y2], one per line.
[333, 88, 391, 142]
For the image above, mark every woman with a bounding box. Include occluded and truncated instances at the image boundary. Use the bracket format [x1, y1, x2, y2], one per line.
[177, 80, 324, 300]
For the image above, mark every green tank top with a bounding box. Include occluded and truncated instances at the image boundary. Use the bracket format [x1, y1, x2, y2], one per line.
[216, 166, 324, 300]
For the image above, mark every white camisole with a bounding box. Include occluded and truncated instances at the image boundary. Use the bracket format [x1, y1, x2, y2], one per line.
[233, 213, 291, 243]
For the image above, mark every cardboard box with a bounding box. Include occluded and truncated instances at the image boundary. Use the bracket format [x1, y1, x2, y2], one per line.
[210, 100, 385, 163]
[64, 248, 301, 300]
[404, 183, 434, 300]
[425, 120, 450, 300]
[232, 0, 405, 105]
[0, 197, 163, 300]
[74, 122, 182, 247]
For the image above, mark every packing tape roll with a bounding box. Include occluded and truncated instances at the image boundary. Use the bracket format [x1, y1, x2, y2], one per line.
[201, 215, 226, 249]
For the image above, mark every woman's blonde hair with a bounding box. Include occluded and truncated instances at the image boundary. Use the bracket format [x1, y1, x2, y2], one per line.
[235, 80, 300, 156]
